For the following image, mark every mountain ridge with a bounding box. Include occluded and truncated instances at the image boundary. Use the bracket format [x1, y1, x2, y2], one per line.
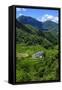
[16, 18, 58, 48]
[17, 15, 58, 32]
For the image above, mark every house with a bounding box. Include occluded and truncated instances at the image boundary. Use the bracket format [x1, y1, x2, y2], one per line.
[32, 51, 44, 59]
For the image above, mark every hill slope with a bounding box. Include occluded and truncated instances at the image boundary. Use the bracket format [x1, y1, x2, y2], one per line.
[17, 15, 43, 30]
[16, 19, 58, 48]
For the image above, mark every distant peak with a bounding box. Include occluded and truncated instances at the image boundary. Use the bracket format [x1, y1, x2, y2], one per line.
[43, 20, 58, 24]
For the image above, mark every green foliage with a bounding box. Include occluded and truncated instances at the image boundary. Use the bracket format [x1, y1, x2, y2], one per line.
[16, 23, 58, 47]
[16, 22, 59, 82]
[16, 44, 59, 82]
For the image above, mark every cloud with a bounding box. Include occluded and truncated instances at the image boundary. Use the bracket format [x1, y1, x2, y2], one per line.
[18, 13, 22, 17]
[16, 8, 21, 12]
[16, 8, 27, 18]
[38, 14, 58, 23]
[16, 12, 23, 18]
[22, 8, 27, 11]
[16, 8, 27, 12]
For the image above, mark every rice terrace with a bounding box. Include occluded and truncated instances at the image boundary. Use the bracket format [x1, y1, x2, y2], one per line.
[16, 7, 60, 82]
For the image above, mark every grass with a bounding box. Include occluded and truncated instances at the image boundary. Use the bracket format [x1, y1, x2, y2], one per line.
[16, 44, 59, 82]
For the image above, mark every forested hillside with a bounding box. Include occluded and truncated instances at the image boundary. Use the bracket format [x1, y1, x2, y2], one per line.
[16, 16, 59, 82]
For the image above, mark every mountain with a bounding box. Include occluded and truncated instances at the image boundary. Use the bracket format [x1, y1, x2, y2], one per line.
[16, 19, 58, 48]
[16, 19, 38, 34]
[42, 20, 58, 41]
[17, 15, 58, 32]
[43, 20, 58, 31]
[17, 15, 43, 30]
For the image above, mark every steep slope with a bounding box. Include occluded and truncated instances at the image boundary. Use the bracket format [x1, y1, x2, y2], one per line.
[16, 19, 59, 48]
[42, 20, 59, 44]
[17, 15, 43, 30]
[43, 20, 58, 32]
[17, 15, 58, 33]
[43, 20, 57, 28]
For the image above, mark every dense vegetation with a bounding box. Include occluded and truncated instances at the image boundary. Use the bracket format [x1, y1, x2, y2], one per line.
[16, 44, 59, 82]
[16, 16, 59, 82]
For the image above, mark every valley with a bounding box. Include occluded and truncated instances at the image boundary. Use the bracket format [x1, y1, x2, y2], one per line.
[16, 15, 59, 82]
